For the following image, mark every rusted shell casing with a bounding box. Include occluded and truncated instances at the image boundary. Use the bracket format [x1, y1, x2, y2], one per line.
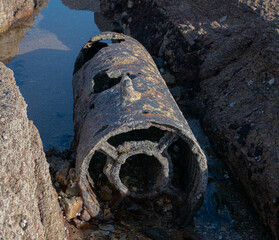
[73, 32, 207, 224]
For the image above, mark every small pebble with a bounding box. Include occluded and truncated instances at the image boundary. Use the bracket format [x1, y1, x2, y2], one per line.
[61, 196, 83, 220]
[196, 193, 202, 200]
[269, 78, 275, 85]
[163, 204, 173, 212]
[229, 101, 236, 108]
[103, 208, 113, 219]
[131, 186, 137, 192]
[219, 16, 227, 22]
[247, 80, 253, 86]
[99, 224, 115, 232]
[91, 230, 110, 236]
[19, 219, 27, 230]
[81, 209, 91, 222]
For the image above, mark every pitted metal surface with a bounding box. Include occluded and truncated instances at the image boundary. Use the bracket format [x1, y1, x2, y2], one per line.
[73, 32, 207, 224]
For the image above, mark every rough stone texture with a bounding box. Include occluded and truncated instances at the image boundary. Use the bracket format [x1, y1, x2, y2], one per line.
[100, 0, 279, 237]
[0, 0, 35, 33]
[0, 0, 49, 64]
[61, 0, 101, 12]
[0, 62, 67, 239]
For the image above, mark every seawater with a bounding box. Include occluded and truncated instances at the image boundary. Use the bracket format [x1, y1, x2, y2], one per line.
[8, 0, 101, 150]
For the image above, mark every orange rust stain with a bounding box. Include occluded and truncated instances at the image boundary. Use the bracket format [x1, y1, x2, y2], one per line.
[143, 104, 179, 121]
[155, 112, 179, 121]
[142, 87, 169, 101]
[158, 101, 174, 112]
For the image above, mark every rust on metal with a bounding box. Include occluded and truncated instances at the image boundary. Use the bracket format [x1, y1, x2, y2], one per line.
[73, 32, 207, 224]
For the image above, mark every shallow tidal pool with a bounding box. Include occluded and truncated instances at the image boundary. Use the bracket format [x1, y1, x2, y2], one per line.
[7, 0, 101, 150]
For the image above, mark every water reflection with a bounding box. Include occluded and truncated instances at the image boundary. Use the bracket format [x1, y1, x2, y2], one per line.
[19, 14, 70, 55]
[6, 0, 101, 150]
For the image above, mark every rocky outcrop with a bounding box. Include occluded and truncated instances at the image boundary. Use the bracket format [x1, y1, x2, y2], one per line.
[0, 0, 34, 33]
[100, 0, 279, 237]
[0, 62, 67, 239]
[0, 0, 49, 64]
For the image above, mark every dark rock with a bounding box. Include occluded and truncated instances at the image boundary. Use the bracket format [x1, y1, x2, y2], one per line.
[152, 56, 164, 69]
[99, 185, 113, 201]
[61, 0, 100, 12]
[169, 86, 182, 101]
[162, 71, 176, 86]
[170, 229, 202, 240]
[143, 227, 171, 240]
[55, 162, 70, 187]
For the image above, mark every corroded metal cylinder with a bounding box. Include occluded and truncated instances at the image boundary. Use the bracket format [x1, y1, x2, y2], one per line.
[73, 32, 207, 224]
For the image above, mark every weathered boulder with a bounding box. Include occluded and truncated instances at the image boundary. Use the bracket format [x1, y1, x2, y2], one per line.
[0, 0, 35, 33]
[0, 0, 49, 64]
[0, 62, 67, 239]
[100, 0, 279, 237]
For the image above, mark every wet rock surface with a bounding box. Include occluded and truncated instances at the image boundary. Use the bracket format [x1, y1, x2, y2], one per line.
[61, 0, 101, 12]
[0, 0, 35, 33]
[0, 63, 67, 239]
[0, 0, 49, 64]
[99, 0, 279, 238]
